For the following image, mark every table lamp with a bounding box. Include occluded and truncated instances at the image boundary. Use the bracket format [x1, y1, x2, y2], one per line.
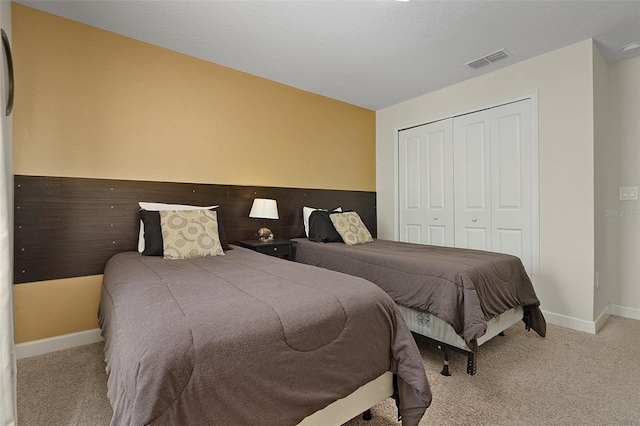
[249, 198, 279, 241]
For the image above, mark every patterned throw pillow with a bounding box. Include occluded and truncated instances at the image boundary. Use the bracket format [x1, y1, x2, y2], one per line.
[329, 212, 373, 246]
[160, 210, 225, 259]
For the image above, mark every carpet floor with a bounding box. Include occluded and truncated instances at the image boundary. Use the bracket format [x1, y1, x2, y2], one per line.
[17, 315, 640, 425]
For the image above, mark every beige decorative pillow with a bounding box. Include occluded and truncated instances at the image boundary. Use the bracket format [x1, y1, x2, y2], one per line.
[329, 212, 373, 246]
[160, 210, 225, 259]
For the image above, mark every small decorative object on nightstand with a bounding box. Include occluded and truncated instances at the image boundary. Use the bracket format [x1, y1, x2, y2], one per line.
[249, 198, 278, 241]
[237, 239, 296, 261]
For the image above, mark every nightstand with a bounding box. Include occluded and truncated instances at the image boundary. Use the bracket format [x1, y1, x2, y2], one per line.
[237, 239, 296, 261]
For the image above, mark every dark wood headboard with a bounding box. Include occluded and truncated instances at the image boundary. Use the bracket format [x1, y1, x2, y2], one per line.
[13, 175, 376, 284]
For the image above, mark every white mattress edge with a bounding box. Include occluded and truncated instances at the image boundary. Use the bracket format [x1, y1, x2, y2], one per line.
[397, 304, 524, 351]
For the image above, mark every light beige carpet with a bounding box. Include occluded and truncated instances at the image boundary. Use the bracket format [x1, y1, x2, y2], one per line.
[17, 316, 640, 426]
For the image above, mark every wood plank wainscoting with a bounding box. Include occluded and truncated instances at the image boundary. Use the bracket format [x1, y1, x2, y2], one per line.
[14, 175, 376, 284]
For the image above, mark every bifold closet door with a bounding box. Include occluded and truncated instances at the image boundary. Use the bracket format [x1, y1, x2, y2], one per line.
[397, 98, 534, 275]
[453, 110, 492, 250]
[488, 100, 533, 271]
[398, 120, 454, 246]
[453, 99, 533, 272]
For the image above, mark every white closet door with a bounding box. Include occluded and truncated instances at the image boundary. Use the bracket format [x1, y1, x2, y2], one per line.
[398, 120, 454, 246]
[397, 98, 536, 278]
[490, 100, 533, 272]
[453, 110, 492, 250]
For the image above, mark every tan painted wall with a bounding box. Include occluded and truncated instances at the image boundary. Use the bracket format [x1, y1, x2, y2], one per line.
[13, 276, 103, 342]
[12, 4, 375, 343]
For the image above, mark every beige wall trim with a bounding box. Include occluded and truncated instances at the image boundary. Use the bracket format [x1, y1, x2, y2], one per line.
[594, 305, 611, 334]
[610, 304, 640, 321]
[15, 328, 103, 359]
[540, 310, 597, 335]
[547, 301, 640, 333]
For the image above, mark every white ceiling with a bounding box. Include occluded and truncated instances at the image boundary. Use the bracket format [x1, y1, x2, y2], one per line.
[16, 0, 640, 110]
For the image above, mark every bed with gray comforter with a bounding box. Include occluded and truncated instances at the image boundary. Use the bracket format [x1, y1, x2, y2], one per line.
[98, 247, 431, 425]
[292, 238, 546, 352]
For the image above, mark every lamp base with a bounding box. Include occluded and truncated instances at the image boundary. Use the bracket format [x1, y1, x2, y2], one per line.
[257, 227, 274, 241]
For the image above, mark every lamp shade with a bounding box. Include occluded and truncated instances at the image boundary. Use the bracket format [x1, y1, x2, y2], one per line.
[249, 198, 279, 219]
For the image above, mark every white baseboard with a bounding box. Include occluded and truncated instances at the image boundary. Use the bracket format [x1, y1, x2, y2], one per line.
[610, 304, 640, 321]
[542, 304, 639, 335]
[16, 328, 103, 359]
[541, 310, 597, 334]
[594, 305, 611, 333]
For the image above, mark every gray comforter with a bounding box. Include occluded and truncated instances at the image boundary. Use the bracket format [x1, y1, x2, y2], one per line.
[293, 238, 546, 351]
[99, 248, 431, 426]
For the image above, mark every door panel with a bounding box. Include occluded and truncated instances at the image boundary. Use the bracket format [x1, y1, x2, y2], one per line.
[463, 125, 487, 209]
[399, 130, 425, 243]
[495, 228, 523, 259]
[405, 224, 422, 244]
[428, 225, 447, 246]
[465, 227, 489, 250]
[399, 120, 453, 246]
[453, 110, 491, 249]
[405, 135, 421, 209]
[494, 114, 522, 209]
[491, 100, 533, 274]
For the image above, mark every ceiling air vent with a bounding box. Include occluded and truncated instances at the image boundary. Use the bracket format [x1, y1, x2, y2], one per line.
[465, 48, 511, 70]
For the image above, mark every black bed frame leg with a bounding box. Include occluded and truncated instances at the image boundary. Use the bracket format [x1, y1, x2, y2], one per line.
[466, 352, 477, 375]
[439, 345, 451, 376]
[391, 374, 402, 422]
[523, 310, 532, 331]
[362, 409, 372, 421]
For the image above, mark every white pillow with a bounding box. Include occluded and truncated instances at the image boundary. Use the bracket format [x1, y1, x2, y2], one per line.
[139, 202, 218, 211]
[137, 202, 219, 252]
[302, 206, 342, 238]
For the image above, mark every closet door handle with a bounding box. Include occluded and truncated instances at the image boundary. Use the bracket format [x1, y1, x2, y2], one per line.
[2, 29, 14, 116]
[433, 216, 438, 221]
[472, 218, 477, 222]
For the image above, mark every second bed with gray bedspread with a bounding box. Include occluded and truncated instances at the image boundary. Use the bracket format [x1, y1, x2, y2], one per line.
[293, 238, 546, 352]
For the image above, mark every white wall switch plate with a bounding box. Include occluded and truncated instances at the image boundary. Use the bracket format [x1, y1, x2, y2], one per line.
[619, 186, 638, 200]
